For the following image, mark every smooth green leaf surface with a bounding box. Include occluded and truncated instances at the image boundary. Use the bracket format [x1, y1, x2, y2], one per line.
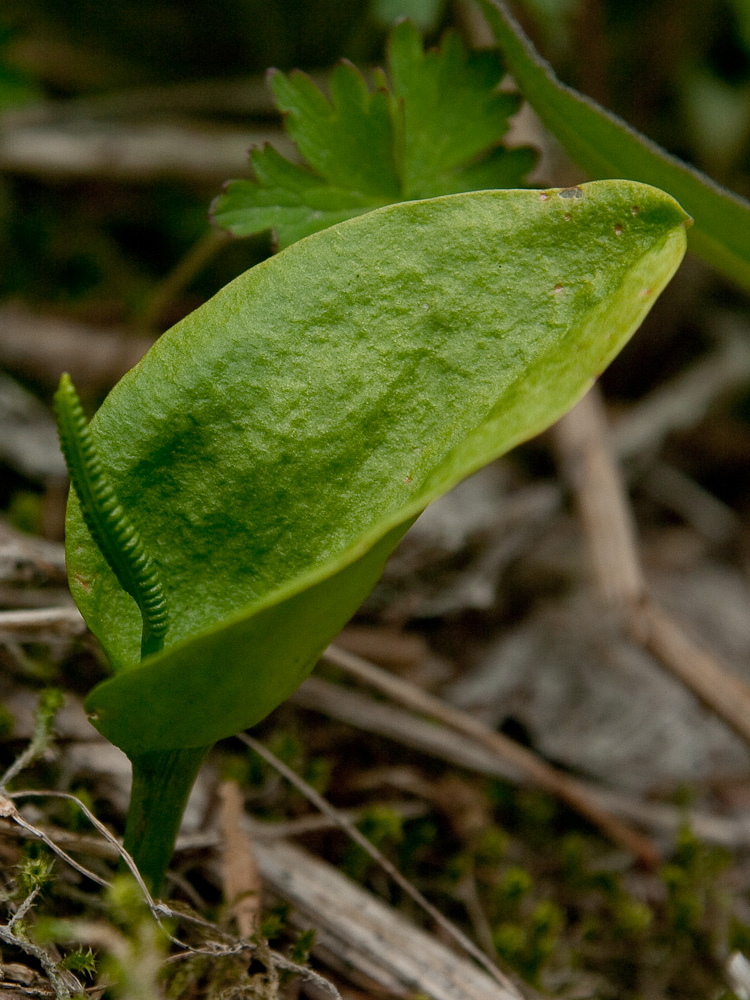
[478, 0, 750, 290]
[211, 21, 536, 248]
[70, 182, 688, 755]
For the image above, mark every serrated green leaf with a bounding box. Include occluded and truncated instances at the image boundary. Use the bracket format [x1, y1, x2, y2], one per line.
[70, 182, 688, 755]
[477, 0, 750, 291]
[212, 22, 537, 249]
[387, 21, 529, 198]
[212, 146, 375, 244]
[272, 61, 401, 200]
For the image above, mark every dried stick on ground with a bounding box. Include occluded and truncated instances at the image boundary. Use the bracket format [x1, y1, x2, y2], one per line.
[254, 837, 527, 1000]
[555, 387, 644, 607]
[2, 74, 276, 127]
[321, 645, 659, 867]
[219, 779, 262, 938]
[554, 385, 750, 747]
[238, 733, 521, 994]
[0, 121, 293, 182]
[292, 675, 750, 849]
[0, 304, 154, 393]
[0, 606, 85, 635]
[0, 519, 67, 586]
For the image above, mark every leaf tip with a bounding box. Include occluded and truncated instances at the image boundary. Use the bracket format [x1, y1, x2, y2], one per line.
[54, 371, 75, 410]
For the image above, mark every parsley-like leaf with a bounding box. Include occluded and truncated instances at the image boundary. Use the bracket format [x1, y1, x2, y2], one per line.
[212, 20, 537, 249]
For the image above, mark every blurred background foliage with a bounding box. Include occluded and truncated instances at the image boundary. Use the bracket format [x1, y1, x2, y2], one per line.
[0, 0, 749, 319]
[0, 0, 749, 523]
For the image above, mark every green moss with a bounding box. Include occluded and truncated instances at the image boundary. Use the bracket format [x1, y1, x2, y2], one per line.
[475, 825, 509, 866]
[60, 947, 97, 979]
[495, 866, 533, 914]
[289, 928, 316, 965]
[259, 903, 290, 942]
[17, 849, 55, 895]
[493, 922, 527, 963]
[344, 804, 405, 882]
[613, 897, 653, 937]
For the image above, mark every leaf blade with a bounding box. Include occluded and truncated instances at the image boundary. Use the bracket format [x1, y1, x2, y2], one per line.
[69, 183, 688, 753]
[477, 0, 750, 290]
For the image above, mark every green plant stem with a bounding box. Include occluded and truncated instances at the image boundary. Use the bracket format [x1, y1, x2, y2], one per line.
[141, 228, 230, 331]
[124, 745, 211, 894]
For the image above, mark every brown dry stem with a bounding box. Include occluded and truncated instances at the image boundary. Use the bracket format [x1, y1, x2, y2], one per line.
[554, 385, 750, 748]
[321, 645, 659, 867]
[219, 779, 262, 939]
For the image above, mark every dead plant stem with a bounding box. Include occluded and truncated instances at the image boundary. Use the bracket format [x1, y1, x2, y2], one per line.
[321, 645, 659, 867]
[237, 732, 524, 998]
[554, 385, 750, 748]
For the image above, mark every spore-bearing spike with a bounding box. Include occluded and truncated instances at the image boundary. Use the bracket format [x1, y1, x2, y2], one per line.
[54, 373, 168, 659]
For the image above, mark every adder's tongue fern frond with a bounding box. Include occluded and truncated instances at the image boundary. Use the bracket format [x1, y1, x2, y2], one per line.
[53, 374, 168, 659]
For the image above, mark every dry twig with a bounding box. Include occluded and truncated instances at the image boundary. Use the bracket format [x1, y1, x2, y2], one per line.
[1, 74, 276, 127]
[237, 733, 522, 996]
[321, 645, 659, 866]
[218, 779, 262, 939]
[0, 121, 292, 182]
[253, 838, 524, 1000]
[293, 675, 750, 848]
[0, 304, 154, 394]
[0, 607, 85, 636]
[0, 895, 79, 1000]
[555, 386, 750, 748]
